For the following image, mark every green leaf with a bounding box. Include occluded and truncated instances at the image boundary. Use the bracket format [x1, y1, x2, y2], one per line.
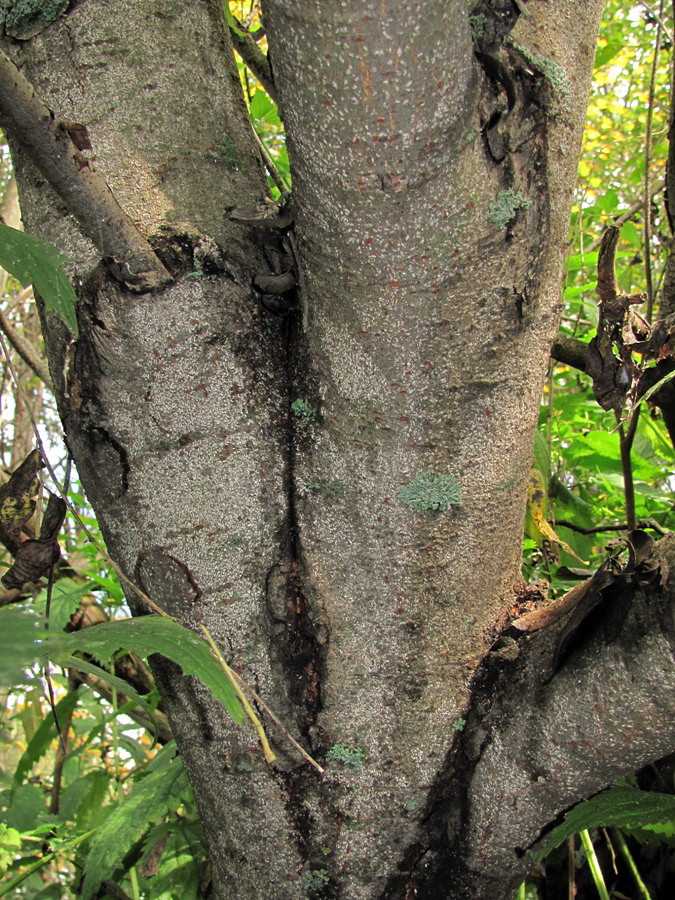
[0, 823, 21, 876]
[0, 222, 78, 336]
[534, 785, 675, 862]
[249, 90, 281, 127]
[80, 744, 187, 899]
[12, 689, 81, 790]
[57, 655, 157, 731]
[45, 616, 243, 724]
[59, 771, 110, 830]
[0, 783, 55, 832]
[33, 579, 95, 632]
[0, 608, 42, 686]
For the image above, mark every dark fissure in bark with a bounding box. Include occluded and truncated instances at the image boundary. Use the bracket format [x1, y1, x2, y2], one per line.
[275, 307, 328, 739]
[379, 650, 509, 899]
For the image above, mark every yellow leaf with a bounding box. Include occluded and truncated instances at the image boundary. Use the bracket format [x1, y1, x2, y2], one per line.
[527, 468, 587, 564]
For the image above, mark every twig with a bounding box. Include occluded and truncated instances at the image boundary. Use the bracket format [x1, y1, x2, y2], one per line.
[227, 664, 325, 774]
[585, 180, 664, 254]
[251, 127, 288, 194]
[199, 625, 276, 765]
[0, 306, 53, 389]
[618, 409, 639, 532]
[228, 17, 278, 105]
[0, 49, 170, 292]
[643, 0, 663, 321]
[48, 674, 77, 815]
[554, 517, 667, 536]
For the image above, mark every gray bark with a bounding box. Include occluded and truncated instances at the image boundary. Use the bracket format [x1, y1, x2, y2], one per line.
[4, 1, 672, 899]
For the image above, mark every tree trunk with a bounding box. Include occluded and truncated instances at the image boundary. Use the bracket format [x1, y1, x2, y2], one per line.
[5, 2, 674, 898]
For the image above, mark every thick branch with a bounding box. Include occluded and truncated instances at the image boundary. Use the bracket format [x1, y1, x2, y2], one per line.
[551, 332, 589, 372]
[0, 50, 171, 292]
[441, 534, 675, 897]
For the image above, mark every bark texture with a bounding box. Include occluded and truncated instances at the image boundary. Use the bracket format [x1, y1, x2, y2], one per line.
[5, 2, 672, 899]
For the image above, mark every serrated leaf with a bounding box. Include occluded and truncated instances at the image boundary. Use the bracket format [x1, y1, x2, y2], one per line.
[12, 689, 81, 790]
[34, 579, 95, 632]
[45, 616, 243, 724]
[0, 222, 78, 336]
[1, 782, 56, 832]
[80, 745, 187, 899]
[534, 785, 675, 862]
[59, 771, 110, 829]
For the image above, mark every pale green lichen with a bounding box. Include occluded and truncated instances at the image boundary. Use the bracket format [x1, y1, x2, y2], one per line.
[302, 869, 330, 893]
[487, 189, 532, 229]
[511, 42, 572, 106]
[398, 472, 461, 512]
[469, 13, 486, 41]
[325, 743, 366, 770]
[291, 398, 317, 421]
[1, 0, 63, 34]
[452, 717, 467, 732]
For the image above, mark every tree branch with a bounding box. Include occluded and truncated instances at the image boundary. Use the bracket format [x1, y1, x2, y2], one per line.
[0, 305, 53, 389]
[228, 19, 279, 106]
[0, 49, 171, 292]
[74, 670, 173, 745]
[551, 332, 589, 372]
[439, 534, 675, 896]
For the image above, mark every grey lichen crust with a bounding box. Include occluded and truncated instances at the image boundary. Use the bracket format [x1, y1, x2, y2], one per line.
[398, 472, 461, 512]
[487, 189, 532, 229]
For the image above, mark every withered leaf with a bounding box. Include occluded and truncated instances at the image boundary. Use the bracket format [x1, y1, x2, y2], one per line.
[39, 491, 67, 541]
[61, 120, 92, 151]
[1, 538, 61, 591]
[0, 449, 42, 554]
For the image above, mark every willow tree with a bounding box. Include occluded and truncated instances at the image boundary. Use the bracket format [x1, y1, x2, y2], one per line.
[2, 1, 675, 897]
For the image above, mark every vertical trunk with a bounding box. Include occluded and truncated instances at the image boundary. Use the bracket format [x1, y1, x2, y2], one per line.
[260, 1, 603, 893]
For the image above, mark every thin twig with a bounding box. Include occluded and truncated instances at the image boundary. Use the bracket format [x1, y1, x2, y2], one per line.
[199, 625, 277, 765]
[251, 127, 288, 194]
[227, 665, 325, 774]
[228, 17, 278, 104]
[643, 1, 663, 321]
[48, 674, 77, 815]
[617, 407, 640, 532]
[0, 306, 53, 389]
[585, 180, 665, 254]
